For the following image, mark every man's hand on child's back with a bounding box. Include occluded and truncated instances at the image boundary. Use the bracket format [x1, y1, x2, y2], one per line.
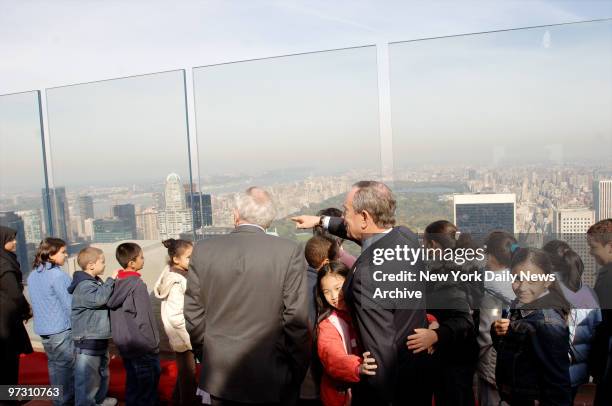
[359, 351, 377, 376]
[111, 269, 120, 279]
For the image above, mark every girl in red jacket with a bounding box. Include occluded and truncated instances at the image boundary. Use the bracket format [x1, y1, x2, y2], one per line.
[315, 260, 377, 406]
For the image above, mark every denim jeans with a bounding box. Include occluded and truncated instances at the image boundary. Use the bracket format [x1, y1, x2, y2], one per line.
[74, 348, 110, 406]
[123, 353, 161, 406]
[41, 329, 75, 406]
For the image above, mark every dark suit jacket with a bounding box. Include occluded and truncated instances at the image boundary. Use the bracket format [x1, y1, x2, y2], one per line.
[184, 225, 311, 403]
[328, 217, 429, 405]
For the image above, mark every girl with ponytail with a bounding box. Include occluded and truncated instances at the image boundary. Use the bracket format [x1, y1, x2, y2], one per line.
[543, 240, 601, 401]
[153, 238, 198, 405]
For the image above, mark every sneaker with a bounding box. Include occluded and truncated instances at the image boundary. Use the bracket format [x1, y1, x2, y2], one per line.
[96, 398, 118, 406]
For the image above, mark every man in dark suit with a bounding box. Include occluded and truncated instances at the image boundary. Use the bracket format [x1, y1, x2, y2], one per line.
[292, 181, 431, 405]
[185, 187, 310, 406]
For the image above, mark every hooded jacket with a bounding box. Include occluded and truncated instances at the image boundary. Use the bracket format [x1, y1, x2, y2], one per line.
[153, 266, 191, 352]
[67, 271, 115, 343]
[107, 272, 159, 358]
[0, 225, 33, 355]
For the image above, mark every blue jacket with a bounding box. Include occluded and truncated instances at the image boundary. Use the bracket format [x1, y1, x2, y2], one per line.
[493, 293, 571, 406]
[67, 271, 115, 341]
[27, 262, 72, 336]
[568, 308, 601, 387]
[107, 273, 159, 358]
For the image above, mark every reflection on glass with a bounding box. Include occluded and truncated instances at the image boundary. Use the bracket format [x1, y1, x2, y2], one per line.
[45, 71, 193, 289]
[193, 47, 381, 243]
[0, 91, 48, 272]
[390, 20, 612, 286]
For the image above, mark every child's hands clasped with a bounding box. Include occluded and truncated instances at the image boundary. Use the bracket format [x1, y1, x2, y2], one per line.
[407, 328, 438, 354]
[358, 351, 377, 376]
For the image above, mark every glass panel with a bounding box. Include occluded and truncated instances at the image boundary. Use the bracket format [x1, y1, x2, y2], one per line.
[193, 46, 381, 250]
[45, 70, 193, 288]
[0, 91, 48, 274]
[390, 20, 612, 288]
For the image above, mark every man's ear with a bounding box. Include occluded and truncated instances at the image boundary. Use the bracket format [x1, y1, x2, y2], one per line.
[361, 210, 371, 229]
[233, 208, 240, 225]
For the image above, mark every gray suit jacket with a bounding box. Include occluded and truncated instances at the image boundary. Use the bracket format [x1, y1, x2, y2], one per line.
[184, 225, 311, 403]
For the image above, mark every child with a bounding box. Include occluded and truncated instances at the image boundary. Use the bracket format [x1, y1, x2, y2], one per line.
[407, 220, 479, 406]
[315, 260, 377, 406]
[153, 239, 198, 406]
[27, 237, 74, 406]
[107, 242, 160, 406]
[301, 235, 340, 404]
[477, 231, 516, 406]
[492, 248, 571, 405]
[587, 218, 612, 406]
[67, 247, 118, 406]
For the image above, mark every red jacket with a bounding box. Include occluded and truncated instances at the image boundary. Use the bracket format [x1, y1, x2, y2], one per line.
[317, 310, 362, 406]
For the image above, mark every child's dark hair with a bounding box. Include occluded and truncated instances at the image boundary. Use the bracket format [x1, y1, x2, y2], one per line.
[542, 240, 584, 292]
[312, 260, 350, 381]
[305, 235, 339, 270]
[510, 247, 570, 313]
[33, 237, 66, 268]
[587, 218, 612, 246]
[485, 230, 517, 267]
[424, 220, 476, 251]
[313, 207, 345, 247]
[116, 242, 142, 269]
[162, 238, 193, 266]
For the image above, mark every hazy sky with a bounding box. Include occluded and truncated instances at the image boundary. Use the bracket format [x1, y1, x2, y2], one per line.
[0, 1, 611, 193]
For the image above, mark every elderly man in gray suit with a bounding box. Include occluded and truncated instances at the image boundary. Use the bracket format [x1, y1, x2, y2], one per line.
[184, 187, 310, 406]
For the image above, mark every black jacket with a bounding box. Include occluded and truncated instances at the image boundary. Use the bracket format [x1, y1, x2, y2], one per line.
[328, 218, 429, 405]
[184, 225, 310, 404]
[107, 274, 159, 358]
[591, 263, 612, 385]
[493, 293, 571, 406]
[0, 226, 33, 355]
[425, 260, 479, 366]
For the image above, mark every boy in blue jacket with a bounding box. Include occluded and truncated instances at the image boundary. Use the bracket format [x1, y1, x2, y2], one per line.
[107, 242, 160, 406]
[67, 247, 118, 406]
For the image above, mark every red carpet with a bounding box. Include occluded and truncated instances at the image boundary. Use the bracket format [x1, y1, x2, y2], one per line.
[18, 352, 179, 402]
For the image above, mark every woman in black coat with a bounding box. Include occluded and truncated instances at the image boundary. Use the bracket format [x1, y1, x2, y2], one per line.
[0, 225, 33, 385]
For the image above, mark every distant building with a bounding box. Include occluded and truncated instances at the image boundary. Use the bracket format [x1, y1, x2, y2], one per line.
[112, 203, 137, 239]
[158, 174, 192, 239]
[453, 193, 516, 238]
[187, 192, 213, 230]
[136, 208, 160, 240]
[552, 207, 597, 288]
[42, 187, 70, 242]
[15, 209, 43, 244]
[78, 195, 95, 220]
[92, 218, 134, 243]
[83, 218, 95, 240]
[553, 208, 594, 235]
[594, 179, 612, 221]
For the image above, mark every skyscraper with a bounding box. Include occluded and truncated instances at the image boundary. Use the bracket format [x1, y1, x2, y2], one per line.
[187, 192, 213, 230]
[112, 203, 137, 239]
[0, 211, 29, 271]
[594, 179, 612, 221]
[158, 173, 192, 239]
[552, 207, 597, 287]
[453, 193, 516, 238]
[79, 195, 95, 220]
[42, 187, 70, 242]
[136, 208, 160, 240]
[15, 209, 43, 244]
